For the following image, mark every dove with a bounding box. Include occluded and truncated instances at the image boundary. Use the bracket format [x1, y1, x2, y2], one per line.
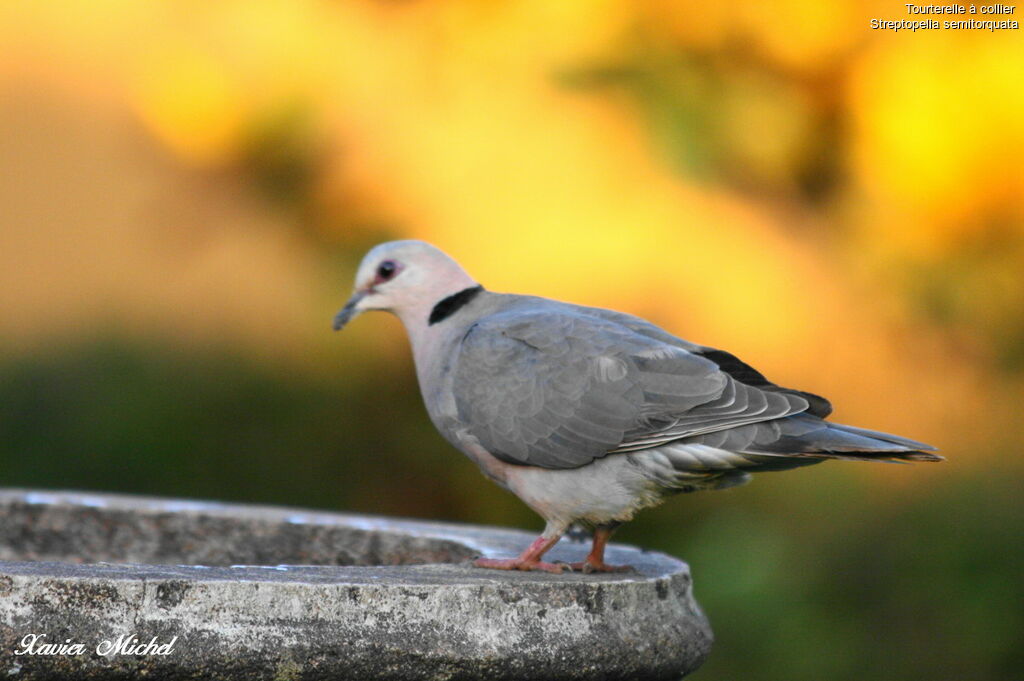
[333, 240, 940, 574]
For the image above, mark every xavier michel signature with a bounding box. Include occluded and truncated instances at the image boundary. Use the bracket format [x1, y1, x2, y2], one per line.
[13, 633, 178, 657]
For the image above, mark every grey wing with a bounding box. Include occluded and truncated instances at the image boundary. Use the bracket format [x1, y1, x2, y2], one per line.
[451, 309, 810, 469]
[579, 304, 833, 418]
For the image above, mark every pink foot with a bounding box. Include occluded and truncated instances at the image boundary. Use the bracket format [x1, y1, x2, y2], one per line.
[567, 560, 635, 574]
[473, 557, 566, 574]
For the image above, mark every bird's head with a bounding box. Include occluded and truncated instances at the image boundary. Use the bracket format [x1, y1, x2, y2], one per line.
[333, 240, 478, 331]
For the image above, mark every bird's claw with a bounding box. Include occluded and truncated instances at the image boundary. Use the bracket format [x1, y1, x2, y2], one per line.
[565, 561, 635, 574]
[471, 557, 635, 574]
[473, 556, 566, 574]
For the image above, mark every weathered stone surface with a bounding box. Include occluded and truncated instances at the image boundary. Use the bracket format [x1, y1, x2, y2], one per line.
[0, 489, 712, 680]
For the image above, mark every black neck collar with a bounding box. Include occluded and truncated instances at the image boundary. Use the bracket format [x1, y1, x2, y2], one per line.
[428, 285, 484, 325]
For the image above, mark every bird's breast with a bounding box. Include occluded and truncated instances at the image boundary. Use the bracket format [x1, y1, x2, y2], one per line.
[503, 456, 667, 528]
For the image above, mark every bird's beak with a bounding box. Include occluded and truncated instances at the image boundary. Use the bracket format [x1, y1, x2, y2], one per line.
[332, 290, 368, 331]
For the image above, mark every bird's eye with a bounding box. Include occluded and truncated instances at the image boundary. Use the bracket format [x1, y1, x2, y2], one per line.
[376, 260, 397, 280]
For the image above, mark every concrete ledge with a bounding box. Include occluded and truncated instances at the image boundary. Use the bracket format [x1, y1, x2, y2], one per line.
[0, 489, 712, 680]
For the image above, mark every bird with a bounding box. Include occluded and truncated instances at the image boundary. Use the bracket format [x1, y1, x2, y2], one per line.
[333, 240, 941, 574]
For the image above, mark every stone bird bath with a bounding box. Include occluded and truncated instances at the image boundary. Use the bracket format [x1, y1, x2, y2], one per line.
[0, 489, 712, 679]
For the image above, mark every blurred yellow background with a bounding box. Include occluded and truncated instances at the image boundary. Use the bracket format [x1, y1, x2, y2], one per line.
[1, 2, 1021, 679]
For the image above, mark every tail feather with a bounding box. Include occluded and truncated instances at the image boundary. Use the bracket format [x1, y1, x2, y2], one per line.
[733, 415, 943, 463]
[828, 423, 937, 452]
[638, 416, 941, 491]
[661, 415, 943, 484]
[817, 423, 943, 463]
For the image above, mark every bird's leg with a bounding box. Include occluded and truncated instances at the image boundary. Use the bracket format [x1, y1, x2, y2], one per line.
[568, 525, 633, 573]
[473, 533, 566, 574]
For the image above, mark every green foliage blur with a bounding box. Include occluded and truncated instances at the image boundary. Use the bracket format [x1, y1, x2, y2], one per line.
[2, 340, 1021, 680]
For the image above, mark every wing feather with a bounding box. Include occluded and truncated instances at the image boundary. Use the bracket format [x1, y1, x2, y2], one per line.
[452, 306, 811, 469]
